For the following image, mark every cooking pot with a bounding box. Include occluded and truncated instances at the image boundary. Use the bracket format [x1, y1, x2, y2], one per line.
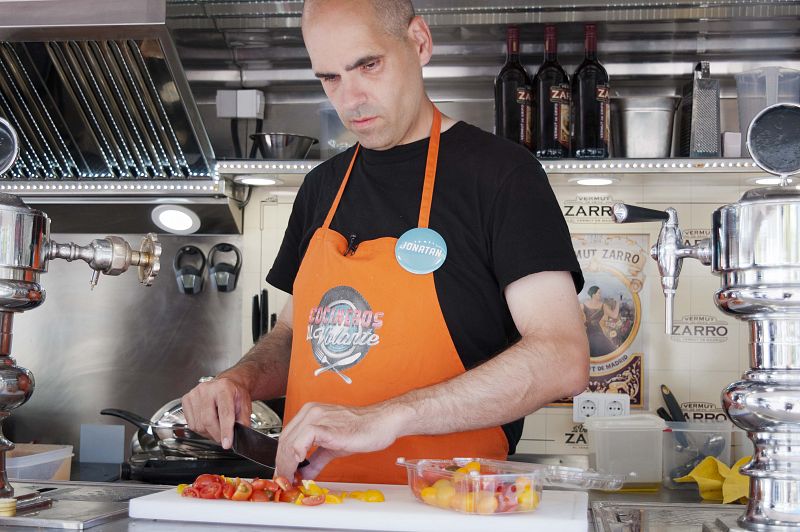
[102, 397, 282, 459]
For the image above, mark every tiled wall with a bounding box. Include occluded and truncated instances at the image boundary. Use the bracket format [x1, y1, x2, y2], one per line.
[237, 180, 754, 464]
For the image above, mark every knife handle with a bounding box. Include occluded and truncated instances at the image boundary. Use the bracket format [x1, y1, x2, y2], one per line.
[661, 384, 689, 447]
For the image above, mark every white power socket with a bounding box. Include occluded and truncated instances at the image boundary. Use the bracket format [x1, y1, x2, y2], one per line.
[572, 392, 631, 422]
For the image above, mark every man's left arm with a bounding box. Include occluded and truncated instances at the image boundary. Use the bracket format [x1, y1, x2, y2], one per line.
[275, 270, 589, 479]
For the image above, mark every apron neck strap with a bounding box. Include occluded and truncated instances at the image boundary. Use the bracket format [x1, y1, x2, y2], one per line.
[322, 104, 442, 230]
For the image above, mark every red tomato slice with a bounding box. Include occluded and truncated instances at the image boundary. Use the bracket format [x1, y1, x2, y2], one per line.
[278, 487, 301, 503]
[231, 480, 254, 501]
[199, 482, 223, 500]
[181, 486, 200, 498]
[252, 479, 281, 492]
[273, 488, 282, 502]
[274, 476, 293, 491]
[250, 489, 270, 502]
[222, 482, 236, 500]
[192, 474, 222, 489]
[301, 494, 325, 506]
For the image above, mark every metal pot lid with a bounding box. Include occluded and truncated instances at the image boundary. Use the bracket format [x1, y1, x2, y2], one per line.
[0, 117, 19, 176]
[746, 102, 800, 179]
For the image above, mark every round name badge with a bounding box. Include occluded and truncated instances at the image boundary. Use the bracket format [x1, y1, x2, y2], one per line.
[395, 227, 447, 274]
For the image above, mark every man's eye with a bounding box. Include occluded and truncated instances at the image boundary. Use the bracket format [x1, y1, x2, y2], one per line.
[363, 61, 378, 71]
[321, 75, 339, 83]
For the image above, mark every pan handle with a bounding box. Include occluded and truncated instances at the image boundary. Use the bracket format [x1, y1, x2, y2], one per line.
[100, 408, 152, 432]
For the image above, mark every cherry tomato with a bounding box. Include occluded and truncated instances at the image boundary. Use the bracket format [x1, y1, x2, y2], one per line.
[231, 480, 253, 501]
[181, 486, 200, 498]
[222, 482, 236, 500]
[199, 482, 223, 500]
[193, 474, 223, 489]
[301, 494, 325, 506]
[250, 489, 270, 502]
[279, 487, 302, 503]
[252, 478, 281, 492]
[274, 476, 293, 492]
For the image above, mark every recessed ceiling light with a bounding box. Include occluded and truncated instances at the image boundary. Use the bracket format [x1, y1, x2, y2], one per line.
[569, 177, 617, 186]
[151, 205, 201, 235]
[749, 176, 793, 186]
[233, 175, 284, 186]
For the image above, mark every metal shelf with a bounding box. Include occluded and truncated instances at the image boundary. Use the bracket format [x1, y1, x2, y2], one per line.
[216, 158, 772, 188]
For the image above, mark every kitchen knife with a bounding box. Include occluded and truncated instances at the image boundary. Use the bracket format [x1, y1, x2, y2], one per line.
[661, 384, 689, 447]
[251, 294, 261, 343]
[232, 421, 309, 471]
[260, 289, 269, 335]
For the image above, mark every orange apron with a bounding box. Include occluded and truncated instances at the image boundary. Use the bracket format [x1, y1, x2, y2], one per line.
[285, 107, 508, 484]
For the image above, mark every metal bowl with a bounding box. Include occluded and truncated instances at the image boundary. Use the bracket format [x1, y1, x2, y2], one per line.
[249, 133, 318, 159]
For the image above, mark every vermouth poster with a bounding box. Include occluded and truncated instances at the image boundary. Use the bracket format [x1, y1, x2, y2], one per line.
[552, 233, 649, 408]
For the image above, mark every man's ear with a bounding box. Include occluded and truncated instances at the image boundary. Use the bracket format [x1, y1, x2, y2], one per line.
[407, 16, 433, 66]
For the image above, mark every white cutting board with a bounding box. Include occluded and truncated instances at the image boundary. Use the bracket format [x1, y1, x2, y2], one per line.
[129, 482, 588, 531]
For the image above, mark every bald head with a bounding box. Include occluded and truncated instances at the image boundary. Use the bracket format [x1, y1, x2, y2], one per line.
[303, 0, 415, 40]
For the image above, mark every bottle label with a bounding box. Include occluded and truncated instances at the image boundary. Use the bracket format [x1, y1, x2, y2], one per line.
[596, 84, 610, 142]
[516, 87, 532, 149]
[550, 84, 571, 147]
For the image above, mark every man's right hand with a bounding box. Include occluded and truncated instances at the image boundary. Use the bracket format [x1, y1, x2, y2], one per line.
[182, 375, 253, 449]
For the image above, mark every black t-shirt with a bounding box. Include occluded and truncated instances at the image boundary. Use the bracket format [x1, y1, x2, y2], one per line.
[267, 121, 584, 454]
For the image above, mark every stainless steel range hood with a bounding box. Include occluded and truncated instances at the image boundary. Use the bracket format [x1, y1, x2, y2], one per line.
[0, 0, 241, 233]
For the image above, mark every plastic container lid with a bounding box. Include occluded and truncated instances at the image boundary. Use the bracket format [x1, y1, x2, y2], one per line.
[396, 457, 624, 491]
[584, 414, 667, 431]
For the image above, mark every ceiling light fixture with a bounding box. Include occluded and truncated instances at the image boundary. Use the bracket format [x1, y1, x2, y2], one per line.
[569, 177, 618, 186]
[233, 175, 284, 186]
[151, 205, 201, 235]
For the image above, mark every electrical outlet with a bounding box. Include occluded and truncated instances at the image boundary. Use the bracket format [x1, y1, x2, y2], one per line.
[573, 392, 631, 422]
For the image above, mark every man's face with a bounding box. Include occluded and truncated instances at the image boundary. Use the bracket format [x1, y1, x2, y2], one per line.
[303, 1, 425, 150]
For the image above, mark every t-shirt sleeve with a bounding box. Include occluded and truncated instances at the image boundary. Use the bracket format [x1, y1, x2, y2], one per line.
[265, 179, 315, 295]
[488, 161, 584, 293]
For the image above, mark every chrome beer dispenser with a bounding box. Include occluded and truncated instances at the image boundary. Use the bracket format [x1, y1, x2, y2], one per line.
[612, 103, 800, 530]
[0, 119, 161, 498]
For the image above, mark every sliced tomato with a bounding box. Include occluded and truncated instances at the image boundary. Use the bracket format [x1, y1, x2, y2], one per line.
[279, 487, 301, 503]
[300, 494, 325, 506]
[222, 482, 236, 500]
[193, 474, 223, 489]
[181, 486, 200, 498]
[250, 489, 270, 502]
[198, 481, 224, 499]
[252, 478, 281, 492]
[273, 488, 282, 502]
[231, 480, 254, 501]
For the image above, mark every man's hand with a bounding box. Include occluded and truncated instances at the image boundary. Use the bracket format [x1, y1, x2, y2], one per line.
[275, 401, 406, 480]
[182, 376, 253, 449]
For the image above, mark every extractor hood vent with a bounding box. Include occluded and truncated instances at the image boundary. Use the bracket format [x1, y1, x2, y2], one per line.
[0, 0, 215, 181]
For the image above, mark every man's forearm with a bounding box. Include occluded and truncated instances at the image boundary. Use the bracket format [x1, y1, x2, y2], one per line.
[219, 318, 293, 401]
[388, 332, 588, 438]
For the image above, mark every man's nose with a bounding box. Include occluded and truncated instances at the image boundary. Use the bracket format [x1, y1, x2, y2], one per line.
[339, 76, 368, 110]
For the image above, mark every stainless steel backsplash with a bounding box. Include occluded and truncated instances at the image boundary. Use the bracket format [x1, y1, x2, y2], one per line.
[5, 233, 243, 460]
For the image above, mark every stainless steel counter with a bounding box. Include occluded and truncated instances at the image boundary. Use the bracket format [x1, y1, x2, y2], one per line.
[0, 479, 750, 532]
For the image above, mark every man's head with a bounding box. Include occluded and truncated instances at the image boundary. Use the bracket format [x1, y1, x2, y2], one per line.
[302, 0, 434, 150]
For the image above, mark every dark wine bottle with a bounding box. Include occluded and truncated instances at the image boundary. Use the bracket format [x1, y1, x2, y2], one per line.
[494, 26, 533, 150]
[533, 25, 570, 159]
[572, 24, 610, 159]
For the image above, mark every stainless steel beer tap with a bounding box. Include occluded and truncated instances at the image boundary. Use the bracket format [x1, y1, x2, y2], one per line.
[612, 103, 800, 531]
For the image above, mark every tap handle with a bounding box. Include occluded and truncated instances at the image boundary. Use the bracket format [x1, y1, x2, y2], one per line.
[611, 203, 670, 224]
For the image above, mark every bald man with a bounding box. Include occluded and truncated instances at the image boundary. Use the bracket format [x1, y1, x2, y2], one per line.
[183, 0, 589, 484]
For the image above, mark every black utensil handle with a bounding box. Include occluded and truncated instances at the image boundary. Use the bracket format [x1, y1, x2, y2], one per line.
[261, 289, 269, 335]
[656, 407, 673, 422]
[270, 313, 277, 331]
[611, 203, 670, 224]
[661, 384, 689, 447]
[100, 408, 152, 431]
[252, 295, 261, 343]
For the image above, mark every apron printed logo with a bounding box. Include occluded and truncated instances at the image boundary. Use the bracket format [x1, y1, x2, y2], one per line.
[306, 285, 383, 384]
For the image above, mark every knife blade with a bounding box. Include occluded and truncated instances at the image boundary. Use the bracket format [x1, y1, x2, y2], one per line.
[232, 422, 309, 471]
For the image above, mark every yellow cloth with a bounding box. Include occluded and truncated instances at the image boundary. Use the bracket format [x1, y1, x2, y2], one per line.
[674, 456, 751, 504]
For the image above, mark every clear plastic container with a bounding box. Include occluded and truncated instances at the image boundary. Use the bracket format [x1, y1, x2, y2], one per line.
[7, 444, 73, 480]
[395, 457, 622, 515]
[585, 414, 667, 491]
[662, 421, 732, 490]
[319, 102, 357, 160]
[735, 67, 800, 156]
